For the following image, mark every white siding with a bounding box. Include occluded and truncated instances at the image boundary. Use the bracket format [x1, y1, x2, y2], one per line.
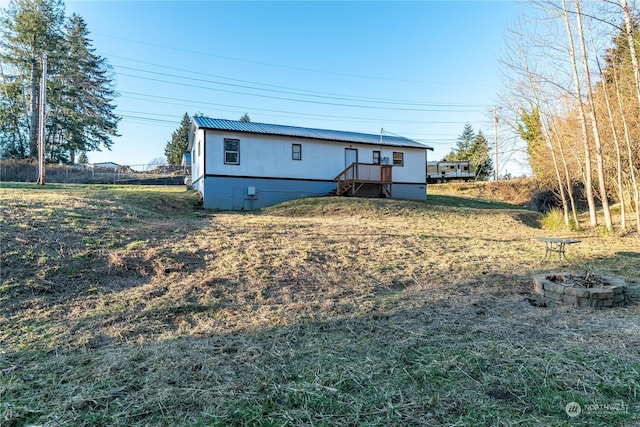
[191, 130, 205, 185]
[204, 130, 426, 184]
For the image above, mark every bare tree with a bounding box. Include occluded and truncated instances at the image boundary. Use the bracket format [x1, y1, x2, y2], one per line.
[548, 111, 581, 228]
[561, 0, 599, 227]
[620, 0, 640, 106]
[573, 0, 613, 231]
[612, 61, 640, 232]
[592, 29, 627, 229]
[501, 1, 639, 232]
[617, 0, 640, 233]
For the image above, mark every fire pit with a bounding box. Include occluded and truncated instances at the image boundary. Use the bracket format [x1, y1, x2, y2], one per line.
[533, 272, 627, 307]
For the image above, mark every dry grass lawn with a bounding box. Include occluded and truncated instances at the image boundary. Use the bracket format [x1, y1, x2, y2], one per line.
[1, 183, 638, 426]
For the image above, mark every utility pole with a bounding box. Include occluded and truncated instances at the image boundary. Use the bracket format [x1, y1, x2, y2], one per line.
[37, 53, 47, 185]
[491, 106, 501, 181]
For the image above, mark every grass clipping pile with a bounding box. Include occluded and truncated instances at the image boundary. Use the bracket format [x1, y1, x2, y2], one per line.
[1, 185, 639, 426]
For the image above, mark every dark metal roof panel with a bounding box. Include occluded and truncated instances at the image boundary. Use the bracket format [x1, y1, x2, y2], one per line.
[193, 117, 430, 150]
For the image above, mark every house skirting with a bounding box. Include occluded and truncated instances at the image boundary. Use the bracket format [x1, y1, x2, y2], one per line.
[200, 175, 426, 210]
[393, 183, 427, 201]
[200, 176, 335, 210]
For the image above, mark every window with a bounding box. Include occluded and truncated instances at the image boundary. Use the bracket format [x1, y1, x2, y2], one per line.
[393, 152, 404, 166]
[292, 143, 302, 160]
[224, 138, 239, 165]
[373, 151, 381, 164]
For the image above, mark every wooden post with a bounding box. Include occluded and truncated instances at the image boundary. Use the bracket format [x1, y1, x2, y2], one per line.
[491, 106, 501, 181]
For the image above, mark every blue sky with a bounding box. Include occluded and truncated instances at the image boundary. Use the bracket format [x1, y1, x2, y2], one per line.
[57, 0, 522, 174]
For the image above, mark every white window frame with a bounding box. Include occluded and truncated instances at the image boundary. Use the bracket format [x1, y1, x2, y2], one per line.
[224, 138, 240, 165]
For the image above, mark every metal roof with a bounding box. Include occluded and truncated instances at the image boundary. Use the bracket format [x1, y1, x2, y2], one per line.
[192, 117, 431, 150]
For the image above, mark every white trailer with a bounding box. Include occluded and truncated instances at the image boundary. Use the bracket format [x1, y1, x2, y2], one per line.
[427, 161, 475, 183]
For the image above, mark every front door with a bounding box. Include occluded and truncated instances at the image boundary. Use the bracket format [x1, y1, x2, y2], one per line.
[345, 148, 358, 168]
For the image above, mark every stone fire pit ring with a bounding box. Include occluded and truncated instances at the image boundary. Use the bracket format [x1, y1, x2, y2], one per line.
[533, 272, 627, 308]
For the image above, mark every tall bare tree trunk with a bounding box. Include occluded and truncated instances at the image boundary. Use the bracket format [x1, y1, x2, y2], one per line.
[593, 37, 627, 229]
[619, 0, 640, 234]
[514, 13, 574, 226]
[561, 0, 598, 227]
[621, 0, 640, 107]
[613, 62, 640, 233]
[574, 0, 613, 231]
[538, 101, 571, 225]
[548, 128, 571, 225]
[602, 86, 626, 230]
[555, 123, 581, 228]
[541, 100, 580, 228]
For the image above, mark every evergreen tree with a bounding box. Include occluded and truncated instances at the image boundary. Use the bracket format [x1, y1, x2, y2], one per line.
[444, 123, 475, 161]
[239, 113, 251, 122]
[469, 131, 493, 180]
[77, 150, 88, 164]
[0, 2, 119, 163]
[443, 123, 492, 180]
[0, 0, 65, 158]
[51, 14, 119, 164]
[165, 113, 191, 164]
[0, 73, 28, 158]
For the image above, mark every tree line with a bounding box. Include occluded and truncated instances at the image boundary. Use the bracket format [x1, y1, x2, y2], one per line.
[443, 123, 493, 181]
[0, 0, 119, 164]
[503, 0, 640, 233]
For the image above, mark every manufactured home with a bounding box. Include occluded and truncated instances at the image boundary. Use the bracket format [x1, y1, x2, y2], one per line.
[188, 117, 432, 210]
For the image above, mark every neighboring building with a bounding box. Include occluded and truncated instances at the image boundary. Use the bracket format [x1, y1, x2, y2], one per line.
[426, 160, 475, 183]
[188, 117, 432, 210]
[93, 162, 119, 169]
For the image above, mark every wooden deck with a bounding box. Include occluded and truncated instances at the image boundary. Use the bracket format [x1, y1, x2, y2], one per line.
[334, 163, 393, 197]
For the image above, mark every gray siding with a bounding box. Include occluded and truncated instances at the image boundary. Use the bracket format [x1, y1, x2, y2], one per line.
[392, 183, 427, 201]
[201, 176, 427, 210]
[202, 176, 336, 210]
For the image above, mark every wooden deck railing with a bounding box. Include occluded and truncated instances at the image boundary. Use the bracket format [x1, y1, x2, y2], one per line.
[334, 163, 392, 197]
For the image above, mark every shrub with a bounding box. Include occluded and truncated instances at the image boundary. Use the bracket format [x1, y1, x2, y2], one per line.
[540, 208, 578, 231]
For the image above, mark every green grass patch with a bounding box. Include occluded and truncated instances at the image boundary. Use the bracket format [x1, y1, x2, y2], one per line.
[541, 208, 578, 231]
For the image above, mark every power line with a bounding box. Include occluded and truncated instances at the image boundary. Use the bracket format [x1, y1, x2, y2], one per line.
[95, 32, 498, 87]
[84, 33, 499, 154]
[106, 54, 488, 109]
[115, 71, 488, 113]
[118, 91, 482, 125]
[119, 114, 178, 125]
